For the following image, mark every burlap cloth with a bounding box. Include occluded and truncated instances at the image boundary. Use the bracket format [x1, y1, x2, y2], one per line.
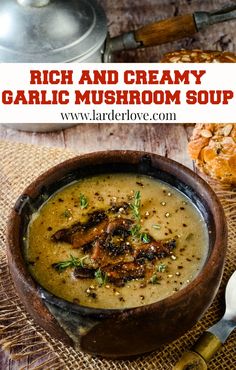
[0, 140, 235, 370]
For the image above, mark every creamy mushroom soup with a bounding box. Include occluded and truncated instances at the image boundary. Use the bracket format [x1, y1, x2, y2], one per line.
[26, 173, 208, 309]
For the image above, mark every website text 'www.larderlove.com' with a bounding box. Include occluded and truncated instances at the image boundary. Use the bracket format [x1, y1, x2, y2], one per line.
[60, 109, 177, 123]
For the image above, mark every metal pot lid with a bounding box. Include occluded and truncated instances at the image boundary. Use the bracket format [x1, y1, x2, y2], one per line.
[0, 0, 107, 62]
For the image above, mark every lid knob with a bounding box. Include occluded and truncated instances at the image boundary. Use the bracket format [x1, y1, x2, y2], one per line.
[17, 0, 50, 7]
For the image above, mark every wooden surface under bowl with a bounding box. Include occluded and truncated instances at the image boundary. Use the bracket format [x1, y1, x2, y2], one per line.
[7, 151, 227, 358]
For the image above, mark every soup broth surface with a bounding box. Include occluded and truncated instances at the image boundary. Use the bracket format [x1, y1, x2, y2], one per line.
[26, 173, 208, 309]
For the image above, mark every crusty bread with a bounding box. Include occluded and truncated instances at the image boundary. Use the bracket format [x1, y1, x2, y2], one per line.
[161, 49, 236, 63]
[188, 124, 236, 185]
[161, 49, 236, 185]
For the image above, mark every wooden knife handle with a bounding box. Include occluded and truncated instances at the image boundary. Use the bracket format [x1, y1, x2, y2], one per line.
[134, 14, 197, 47]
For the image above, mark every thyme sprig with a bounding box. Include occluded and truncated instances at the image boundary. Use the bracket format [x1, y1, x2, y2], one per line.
[149, 274, 160, 284]
[130, 190, 141, 222]
[140, 233, 151, 244]
[95, 268, 107, 286]
[130, 191, 142, 238]
[52, 254, 89, 272]
[157, 263, 167, 273]
[62, 209, 72, 218]
[79, 193, 89, 209]
[130, 224, 141, 238]
[130, 191, 151, 243]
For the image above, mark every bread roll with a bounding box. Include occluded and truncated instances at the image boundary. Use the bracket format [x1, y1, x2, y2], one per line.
[188, 124, 236, 185]
[161, 49, 236, 63]
[161, 50, 236, 184]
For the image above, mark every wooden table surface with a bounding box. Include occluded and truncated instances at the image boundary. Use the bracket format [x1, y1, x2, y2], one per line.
[1, 123, 195, 370]
[1, 0, 236, 368]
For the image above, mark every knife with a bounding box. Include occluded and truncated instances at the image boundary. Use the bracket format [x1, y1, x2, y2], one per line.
[104, 3, 236, 61]
[173, 271, 236, 370]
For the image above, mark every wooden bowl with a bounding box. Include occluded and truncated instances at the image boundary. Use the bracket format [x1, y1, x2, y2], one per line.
[7, 151, 227, 358]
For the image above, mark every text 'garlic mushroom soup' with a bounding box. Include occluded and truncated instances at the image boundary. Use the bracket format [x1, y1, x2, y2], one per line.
[26, 173, 208, 309]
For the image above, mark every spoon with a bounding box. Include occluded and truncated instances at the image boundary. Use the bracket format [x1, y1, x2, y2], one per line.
[174, 271, 236, 370]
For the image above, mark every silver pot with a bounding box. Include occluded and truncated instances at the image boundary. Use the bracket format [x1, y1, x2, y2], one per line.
[1, 0, 106, 63]
[1, 0, 236, 63]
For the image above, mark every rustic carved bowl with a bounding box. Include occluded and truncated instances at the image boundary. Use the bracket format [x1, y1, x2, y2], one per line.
[7, 151, 227, 359]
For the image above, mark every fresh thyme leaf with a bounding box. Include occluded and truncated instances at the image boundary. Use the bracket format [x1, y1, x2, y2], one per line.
[79, 193, 89, 209]
[149, 274, 160, 284]
[130, 190, 141, 221]
[130, 224, 141, 238]
[152, 224, 161, 230]
[140, 233, 151, 243]
[130, 191, 142, 239]
[157, 263, 167, 273]
[62, 209, 72, 218]
[95, 268, 107, 286]
[52, 254, 78, 272]
[52, 254, 89, 272]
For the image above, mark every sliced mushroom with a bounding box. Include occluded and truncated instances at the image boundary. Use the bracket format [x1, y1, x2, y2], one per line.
[72, 219, 108, 249]
[51, 210, 107, 245]
[135, 239, 176, 261]
[74, 266, 96, 279]
[106, 218, 133, 235]
[51, 223, 82, 244]
[102, 262, 146, 287]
